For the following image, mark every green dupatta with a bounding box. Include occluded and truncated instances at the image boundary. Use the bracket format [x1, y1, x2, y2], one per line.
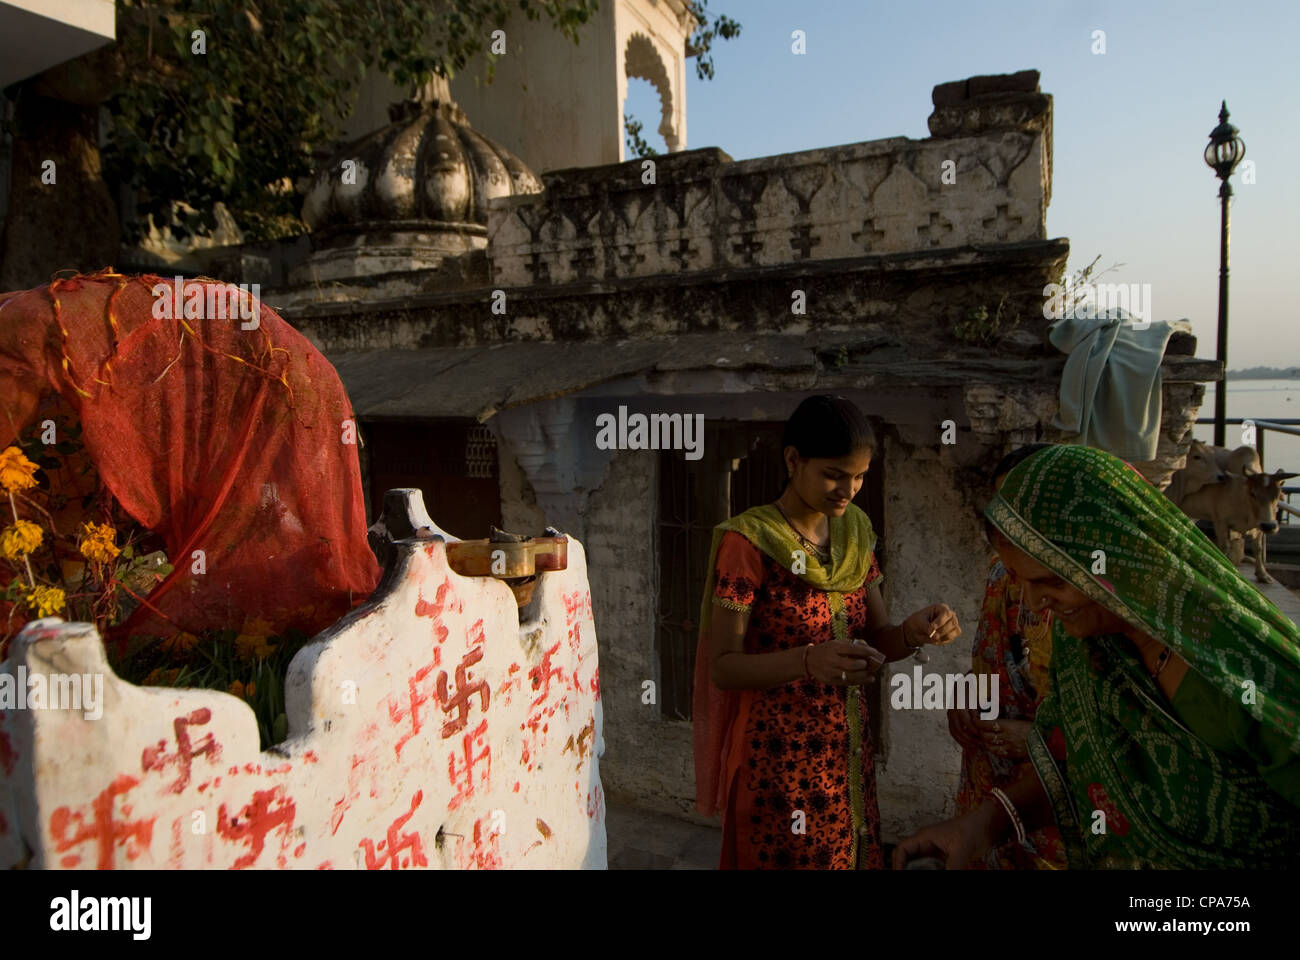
[986, 444, 1300, 868]
[693, 503, 878, 860]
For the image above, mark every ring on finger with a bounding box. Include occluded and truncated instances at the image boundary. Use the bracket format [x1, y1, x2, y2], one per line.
[840, 670, 846, 682]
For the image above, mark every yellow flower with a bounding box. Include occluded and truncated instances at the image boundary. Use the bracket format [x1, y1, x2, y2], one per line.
[24, 585, 66, 617]
[78, 522, 120, 563]
[0, 520, 43, 559]
[0, 446, 38, 493]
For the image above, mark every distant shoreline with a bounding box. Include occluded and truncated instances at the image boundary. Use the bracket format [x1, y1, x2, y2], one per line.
[1226, 369, 1300, 379]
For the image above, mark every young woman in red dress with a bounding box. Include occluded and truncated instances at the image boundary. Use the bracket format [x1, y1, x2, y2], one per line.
[693, 396, 962, 869]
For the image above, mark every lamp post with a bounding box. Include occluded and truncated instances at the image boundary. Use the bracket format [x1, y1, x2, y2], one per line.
[1204, 101, 1246, 448]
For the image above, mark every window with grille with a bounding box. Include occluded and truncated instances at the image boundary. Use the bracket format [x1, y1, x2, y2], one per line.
[362, 419, 502, 540]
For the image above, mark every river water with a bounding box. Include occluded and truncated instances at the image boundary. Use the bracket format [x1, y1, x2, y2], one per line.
[1193, 380, 1300, 473]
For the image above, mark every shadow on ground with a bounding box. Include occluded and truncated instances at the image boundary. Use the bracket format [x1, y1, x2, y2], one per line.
[606, 804, 721, 870]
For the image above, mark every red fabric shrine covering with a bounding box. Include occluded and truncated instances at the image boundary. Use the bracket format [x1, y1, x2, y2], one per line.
[0, 271, 381, 648]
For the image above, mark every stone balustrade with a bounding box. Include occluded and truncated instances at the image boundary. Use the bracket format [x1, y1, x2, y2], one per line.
[487, 71, 1051, 288]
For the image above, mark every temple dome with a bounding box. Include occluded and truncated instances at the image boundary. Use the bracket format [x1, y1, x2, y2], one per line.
[295, 77, 542, 283]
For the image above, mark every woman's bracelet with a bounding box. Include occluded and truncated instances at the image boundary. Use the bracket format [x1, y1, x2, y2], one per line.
[802, 643, 813, 678]
[989, 787, 1027, 847]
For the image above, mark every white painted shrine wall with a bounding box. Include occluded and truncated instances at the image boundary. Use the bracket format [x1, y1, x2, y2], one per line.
[0, 530, 604, 869]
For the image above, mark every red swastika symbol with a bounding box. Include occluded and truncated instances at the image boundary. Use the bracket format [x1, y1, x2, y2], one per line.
[359, 790, 429, 869]
[529, 641, 565, 707]
[142, 707, 220, 793]
[49, 774, 156, 869]
[217, 787, 297, 870]
[437, 647, 490, 738]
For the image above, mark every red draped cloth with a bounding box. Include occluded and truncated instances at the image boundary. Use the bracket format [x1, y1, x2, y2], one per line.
[0, 271, 380, 649]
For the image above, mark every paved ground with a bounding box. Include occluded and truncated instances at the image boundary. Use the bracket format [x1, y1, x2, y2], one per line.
[606, 803, 721, 870]
[1237, 560, 1300, 622]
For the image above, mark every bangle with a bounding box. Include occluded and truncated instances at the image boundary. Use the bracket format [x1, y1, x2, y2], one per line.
[990, 787, 1026, 846]
[802, 643, 813, 678]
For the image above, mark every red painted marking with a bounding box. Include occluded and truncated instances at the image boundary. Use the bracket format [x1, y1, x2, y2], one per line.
[388, 661, 436, 758]
[303, 750, 319, 764]
[49, 774, 156, 869]
[141, 708, 219, 793]
[317, 860, 334, 870]
[437, 647, 490, 738]
[459, 816, 502, 870]
[0, 732, 15, 776]
[359, 790, 428, 870]
[513, 782, 520, 793]
[217, 787, 297, 870]
[591, 667, 601, 701]
[529, 642, 564, 708]
[414, 580, 451, 646]
[170, 816, 185, 869]
[294, 843, 306, 858]
[447, 719, 490, 811]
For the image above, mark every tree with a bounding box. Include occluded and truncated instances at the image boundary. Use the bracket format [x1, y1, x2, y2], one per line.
[1, 0, 601, 289]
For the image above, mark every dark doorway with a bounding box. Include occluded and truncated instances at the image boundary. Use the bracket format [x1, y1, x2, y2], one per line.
[363, 419, 502, 540]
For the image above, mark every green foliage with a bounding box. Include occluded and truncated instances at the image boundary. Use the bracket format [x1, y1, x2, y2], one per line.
[105, 0, 600, 243]
[624, 116, 658, 159]
[954, 293, 1015, 345]
[114, 626, 313, 750]
[684, 0, 742, 81]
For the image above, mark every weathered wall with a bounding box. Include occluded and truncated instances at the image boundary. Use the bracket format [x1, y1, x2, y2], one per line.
[0, 499, 604, 869]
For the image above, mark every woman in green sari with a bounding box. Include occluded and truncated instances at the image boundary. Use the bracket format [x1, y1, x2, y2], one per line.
[895, 444, 1300, 869]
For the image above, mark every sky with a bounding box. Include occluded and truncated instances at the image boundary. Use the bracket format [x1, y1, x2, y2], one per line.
[623, 0, 1298, 370]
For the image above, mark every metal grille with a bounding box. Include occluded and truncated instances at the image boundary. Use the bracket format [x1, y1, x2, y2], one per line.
[464, 423, 497, 479]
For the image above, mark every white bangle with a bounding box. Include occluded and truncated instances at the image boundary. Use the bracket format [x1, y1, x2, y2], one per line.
[990, 787, 1026, 846]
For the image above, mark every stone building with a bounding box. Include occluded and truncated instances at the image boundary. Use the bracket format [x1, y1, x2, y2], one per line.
[234, 68, 1215, 838]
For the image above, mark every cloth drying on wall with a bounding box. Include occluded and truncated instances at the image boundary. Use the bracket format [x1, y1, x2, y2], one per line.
[1049, 312, 1175, 462]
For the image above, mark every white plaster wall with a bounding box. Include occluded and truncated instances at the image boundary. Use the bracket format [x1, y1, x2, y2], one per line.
[448, 5, 622, 174]
[875, 443, 990, 841]
[0, 522, 604, 869]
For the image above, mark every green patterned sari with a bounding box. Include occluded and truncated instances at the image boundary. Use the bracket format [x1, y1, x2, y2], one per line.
[986, 445, 1300, 868]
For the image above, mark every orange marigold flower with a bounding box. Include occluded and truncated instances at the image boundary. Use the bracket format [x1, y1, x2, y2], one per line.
[78, 521, 120, 563]
[227, 680, 245, 698]
[0, 446, 38, 493]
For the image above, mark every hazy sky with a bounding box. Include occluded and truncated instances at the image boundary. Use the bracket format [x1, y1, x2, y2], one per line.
[624, 0, 1297, 370]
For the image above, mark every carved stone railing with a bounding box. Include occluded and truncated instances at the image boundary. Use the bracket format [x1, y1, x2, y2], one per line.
[487, 71, 1052, 288]
[0, 489, 604, 869]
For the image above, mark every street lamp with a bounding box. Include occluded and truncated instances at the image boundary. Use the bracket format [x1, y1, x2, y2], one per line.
[1204, 101, 1245, 448]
